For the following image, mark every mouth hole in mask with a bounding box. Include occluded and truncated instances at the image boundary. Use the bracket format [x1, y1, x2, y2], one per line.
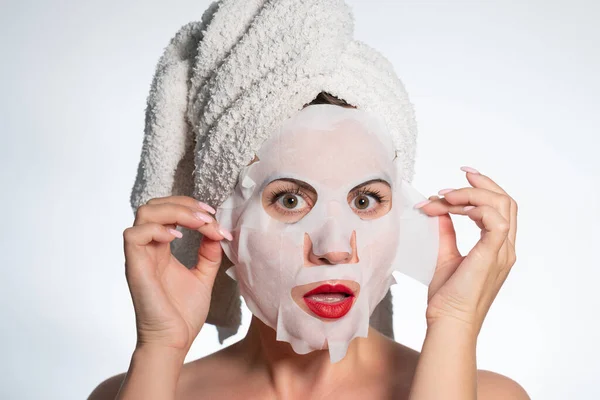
[290, 279, 361, 321]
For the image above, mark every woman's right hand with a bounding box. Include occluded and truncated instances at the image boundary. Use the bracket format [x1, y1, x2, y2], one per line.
[122, 196, 233, 353]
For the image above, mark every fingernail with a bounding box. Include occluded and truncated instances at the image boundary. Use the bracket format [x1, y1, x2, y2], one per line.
[463, 205, 476, 211]
[194, 211, 213, 223]
[460, 166, 480, 174]
[438, 188, 455, 195]
[168, 228, 183, 238]
[414, 200, 431, 209]
[197, 201, 216, 214]
[218, 226, 234, 241]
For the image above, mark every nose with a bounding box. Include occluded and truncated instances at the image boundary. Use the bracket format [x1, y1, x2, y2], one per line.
[304, 231, 359, 266]
[318, 251, 352, 265]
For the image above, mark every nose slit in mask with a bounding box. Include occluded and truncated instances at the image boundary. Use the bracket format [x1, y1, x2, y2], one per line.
[309, 219, 352, 256]
[304, 226, 358, 266]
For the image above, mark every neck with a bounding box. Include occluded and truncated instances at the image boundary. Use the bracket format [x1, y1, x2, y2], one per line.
[235, 315, 387, 396]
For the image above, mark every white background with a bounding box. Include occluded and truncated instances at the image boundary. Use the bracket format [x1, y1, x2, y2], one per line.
[1, 0, 599, 398]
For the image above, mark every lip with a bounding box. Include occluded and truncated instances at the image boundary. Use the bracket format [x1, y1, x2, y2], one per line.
[302, 284, 355, 319]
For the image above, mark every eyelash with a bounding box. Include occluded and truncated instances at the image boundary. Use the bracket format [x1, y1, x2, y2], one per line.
[352, 187, 388, 216]
[266, 186, 310, 215]
[354, 187, 387, 203]
[266, 186, 388, 215]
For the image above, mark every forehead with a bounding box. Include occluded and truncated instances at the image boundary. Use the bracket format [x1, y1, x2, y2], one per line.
[254, 108, 395, 189]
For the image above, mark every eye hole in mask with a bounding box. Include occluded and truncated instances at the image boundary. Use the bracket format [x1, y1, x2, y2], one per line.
[261, 177, 393, 223]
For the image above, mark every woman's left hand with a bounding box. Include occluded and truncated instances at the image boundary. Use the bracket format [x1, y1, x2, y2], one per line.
[416, 166, 518, 337]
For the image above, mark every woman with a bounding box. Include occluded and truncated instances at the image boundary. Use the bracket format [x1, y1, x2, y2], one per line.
[90, 0, 529, 397]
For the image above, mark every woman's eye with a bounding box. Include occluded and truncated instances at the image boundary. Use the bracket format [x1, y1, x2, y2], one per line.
[351, 194, 377, 211]
[277, 193, 307, 210]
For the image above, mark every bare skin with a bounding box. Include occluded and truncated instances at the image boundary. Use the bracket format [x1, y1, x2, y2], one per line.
[89, 166, 529, 399]
[90, 319, 527, 399]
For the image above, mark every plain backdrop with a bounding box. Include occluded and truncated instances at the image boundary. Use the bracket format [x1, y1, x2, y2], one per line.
[1, 0, 599, 399]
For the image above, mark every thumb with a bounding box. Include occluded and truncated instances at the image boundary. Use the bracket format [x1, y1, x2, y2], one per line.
[428, 213, 463, 298]
[437, 212, 461, 264]
[427, 194, 461, 265]
[190, 235, 223, 291]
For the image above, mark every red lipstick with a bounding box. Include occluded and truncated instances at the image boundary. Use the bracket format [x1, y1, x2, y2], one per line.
[303, 284, 355, 319]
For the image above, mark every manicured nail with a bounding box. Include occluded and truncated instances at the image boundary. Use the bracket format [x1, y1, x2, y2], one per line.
[168, 228, 183, 238]
[460, 166, 480, 174]
[463, 205, 476, 211]
[438, 188, 455, 195]
[194, 211, 213, 223]
[197, 201, 216, 214]
[414, 200, 431, 209]
[218, 226, 234, 241]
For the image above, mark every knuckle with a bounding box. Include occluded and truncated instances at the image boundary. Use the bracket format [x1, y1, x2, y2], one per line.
[512, 199, 519, 213]
[136, 204, 150, 219]
[500, 195, 511, 210]
[508, 250, 517, 265]
[497, 220, 510, 234]
[123, 227, 134, 242]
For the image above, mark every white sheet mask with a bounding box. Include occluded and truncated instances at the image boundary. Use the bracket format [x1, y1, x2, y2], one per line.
[216, 104, 439, 363]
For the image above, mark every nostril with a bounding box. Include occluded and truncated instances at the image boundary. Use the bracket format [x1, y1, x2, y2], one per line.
[320, 252, 352, 264]
[318, 256, 342, 265]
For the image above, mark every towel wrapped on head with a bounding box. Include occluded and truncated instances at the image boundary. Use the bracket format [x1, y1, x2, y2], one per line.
[130, 0, 419, 343]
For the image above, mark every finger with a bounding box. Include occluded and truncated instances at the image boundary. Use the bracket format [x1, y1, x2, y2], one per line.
[440, 187, 511, 225]
[509, 200, 517, 248]
[417, 195, 474, 216]
[426, 195, 462, 263]
[462, 169, 508, 196]
[461, 170, 518, 247]
[190, 235, 223, 289]
[134, 203, 227, 241]
[464, 205, 510, 256]
[146, 195, 216, 214]
[123, 223, 181, 247]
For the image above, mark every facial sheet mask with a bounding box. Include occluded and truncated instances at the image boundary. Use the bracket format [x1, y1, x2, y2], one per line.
[216, 104, 439, 363]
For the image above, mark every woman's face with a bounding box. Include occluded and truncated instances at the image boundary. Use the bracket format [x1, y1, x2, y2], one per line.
[243, 108, 398, 324]
[216, 105, 404, 361]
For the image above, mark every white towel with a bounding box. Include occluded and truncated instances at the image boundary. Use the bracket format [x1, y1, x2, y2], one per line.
[130, 0, 419, 343]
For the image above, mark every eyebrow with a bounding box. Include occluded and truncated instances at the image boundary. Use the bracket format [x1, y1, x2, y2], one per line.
[276, 177, 390, 193]
[276, 178, 317, 192]
[349, 178, 390, 192]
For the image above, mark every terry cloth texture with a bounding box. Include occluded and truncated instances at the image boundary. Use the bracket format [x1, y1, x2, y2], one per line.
[130, 0, 419, 343]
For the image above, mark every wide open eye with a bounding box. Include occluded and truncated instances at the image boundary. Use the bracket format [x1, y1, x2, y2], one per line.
[347, 181, 392, 219]
[262, 178, 317, 223]
[351, 193, 377, 211]
[277, 192, 307, 210]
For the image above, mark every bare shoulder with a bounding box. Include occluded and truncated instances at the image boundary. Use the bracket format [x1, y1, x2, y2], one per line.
[477, 370, 530, 400]
[87, 344, 247, 400]
[87, 372, 126, 400]
[379, 334, 529, 400]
